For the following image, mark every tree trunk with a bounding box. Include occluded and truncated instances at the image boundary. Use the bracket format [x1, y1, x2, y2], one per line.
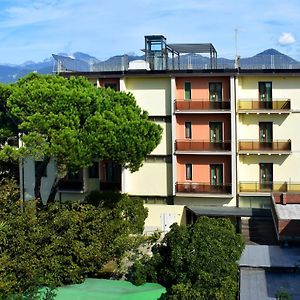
[47, 176, 61, 205]
[34, 156, 50, 209]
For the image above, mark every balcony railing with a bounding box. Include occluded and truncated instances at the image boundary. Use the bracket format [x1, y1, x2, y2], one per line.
[176, 140, 231, 151]
[175, 100, 230, 111]
[238, 99, 290, 111]
[176, 182, 231, 194]
[239, 181, 300, 193]
[238, 140, 291, 152]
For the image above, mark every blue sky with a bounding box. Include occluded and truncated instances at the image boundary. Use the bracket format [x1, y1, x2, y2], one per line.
[0, 0, 299, 64]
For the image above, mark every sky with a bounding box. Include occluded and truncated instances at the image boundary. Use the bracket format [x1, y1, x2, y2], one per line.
[0, 0, 300, 64]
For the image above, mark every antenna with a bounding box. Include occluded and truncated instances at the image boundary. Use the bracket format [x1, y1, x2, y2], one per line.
[234, 27, 240, 69]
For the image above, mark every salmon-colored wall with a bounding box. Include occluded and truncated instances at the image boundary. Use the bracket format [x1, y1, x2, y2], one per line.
[176, 115, 231, 140]
[176, 77, 230, 100]
[176, 155, 231, 183]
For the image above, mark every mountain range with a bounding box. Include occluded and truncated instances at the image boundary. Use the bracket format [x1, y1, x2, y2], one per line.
[0, 49, 299, 83]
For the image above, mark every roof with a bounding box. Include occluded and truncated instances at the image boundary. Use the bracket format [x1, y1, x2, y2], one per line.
[239, 245, 300, 268]
[275, 203, 300, 220]
[187, 206, 271, 217]
[240, 269, 300, 300]
[168, 43, 217, 54]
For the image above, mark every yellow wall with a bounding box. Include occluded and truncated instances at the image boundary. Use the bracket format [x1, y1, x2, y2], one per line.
[237, 75, 300, 185]
[124, 77, 171, 116]
[144, 204, 186, 233]
[150, 121, 172, 155]
[125, 162, 172, 196]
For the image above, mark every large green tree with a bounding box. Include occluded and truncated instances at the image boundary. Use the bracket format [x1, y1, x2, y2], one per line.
[0, 73, 162, 206]
[128, 217, 245, 300]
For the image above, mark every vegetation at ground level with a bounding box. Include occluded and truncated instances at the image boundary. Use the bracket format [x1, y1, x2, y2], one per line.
[0, 181, 148, 296]
[0, 73, 162, 206]
[128, 217, 245, 300]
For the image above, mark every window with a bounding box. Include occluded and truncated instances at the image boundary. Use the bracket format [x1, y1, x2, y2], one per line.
[185, 122, 192, 139]
[209, 83, 222, 101]
[259, 82, 272, 102]
[88, 162, 99, 178]
[104, 83, 117, 91]
[184, 82, 191, 100]
[186, 163, 192, 180]
[35, 161, 47, 177]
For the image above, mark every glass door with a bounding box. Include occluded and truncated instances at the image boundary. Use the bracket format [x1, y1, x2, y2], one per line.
[260, 163, 273, 191]
[259, 82, 272, 108]
[210, 122, 223, 150]
[259, 122, 273, 150]
[210, 164, 223, 192]
[209, 83, 222, 109]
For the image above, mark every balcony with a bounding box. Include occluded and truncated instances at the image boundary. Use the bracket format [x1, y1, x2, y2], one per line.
[239, 181, 300, 193]
[175, 100, 230, 113]
[176, 182, 231, 194]
[238, 140, 291, 154]
[238, 99, 291, 113]
[175, 139, 231, 153]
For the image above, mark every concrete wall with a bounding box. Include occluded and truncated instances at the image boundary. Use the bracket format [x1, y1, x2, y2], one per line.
[174, 196, 236, 206]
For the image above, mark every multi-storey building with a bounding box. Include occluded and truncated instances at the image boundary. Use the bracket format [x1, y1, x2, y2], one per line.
[21, 35, 300, 238]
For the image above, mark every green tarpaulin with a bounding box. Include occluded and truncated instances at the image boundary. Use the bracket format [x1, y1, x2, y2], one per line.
[42, 278, 165, 300]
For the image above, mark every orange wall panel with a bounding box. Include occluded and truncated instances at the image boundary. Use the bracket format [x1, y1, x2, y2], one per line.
[176, 114, 231, 140]
[176, 155, 231, 183]
[176, 77, 230, 100]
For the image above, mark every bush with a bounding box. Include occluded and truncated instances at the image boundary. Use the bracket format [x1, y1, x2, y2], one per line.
[0, 181, 148, 295]
[128, 217, 245, 300]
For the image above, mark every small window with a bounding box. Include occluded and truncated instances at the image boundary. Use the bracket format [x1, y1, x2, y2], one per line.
[185, 122, 192, 139]
[35, 161, 47, 177]
[184, 82, 191, 100]
[186, 163, 192, 180]
[104, 83, 117, 91]
[88, 162, 99, 178]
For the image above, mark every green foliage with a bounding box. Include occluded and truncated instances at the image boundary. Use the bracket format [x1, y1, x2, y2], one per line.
[0, 180, 147, 295]
[0, 73, 162, 202]
[276, 288, 292, 300]
[128, 217, 245, 300]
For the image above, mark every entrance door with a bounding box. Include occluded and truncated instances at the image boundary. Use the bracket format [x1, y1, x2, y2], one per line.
[210, 164, 223, 192]
[259, 82, 272, 108]
[259, 122, 273, 150]
[260, 163, 273, 191]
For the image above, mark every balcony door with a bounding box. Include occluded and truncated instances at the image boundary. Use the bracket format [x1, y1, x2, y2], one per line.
[209, 83, 222, 101]
[210, 164, 223, 187]
[259, 82, 272, 108]
[259, 122, 273, 150]
[260, 163, 273, 191]
[210, 122, 223, 142]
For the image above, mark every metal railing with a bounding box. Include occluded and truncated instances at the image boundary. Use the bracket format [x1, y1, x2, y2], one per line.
[238, 140, 291, 152]
[175, 100, 230, 111]
[176, 140, 231, 151]
[176, 182, 231, 194]
[238, 99, 290, 111]
[239, 181, 300, 193]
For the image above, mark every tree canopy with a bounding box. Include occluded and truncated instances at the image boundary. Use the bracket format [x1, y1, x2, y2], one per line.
[128, 217, 245, 300]
[0, 73, 162, 205]
[0, 180, 148, 296]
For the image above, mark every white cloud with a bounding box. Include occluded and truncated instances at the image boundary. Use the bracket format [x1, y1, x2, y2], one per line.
[278, 32, 296, 46]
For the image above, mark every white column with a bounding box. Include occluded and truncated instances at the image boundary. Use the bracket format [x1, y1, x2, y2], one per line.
[120, 77, 127, 193]
[230, 76, 237, 201]
[171, 77, 177, 196]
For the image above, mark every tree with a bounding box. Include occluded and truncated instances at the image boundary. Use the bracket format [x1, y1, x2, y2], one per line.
[0, 73, 162, 206]
[128, 217, 245, 300]
[0, 180, 148, 295]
